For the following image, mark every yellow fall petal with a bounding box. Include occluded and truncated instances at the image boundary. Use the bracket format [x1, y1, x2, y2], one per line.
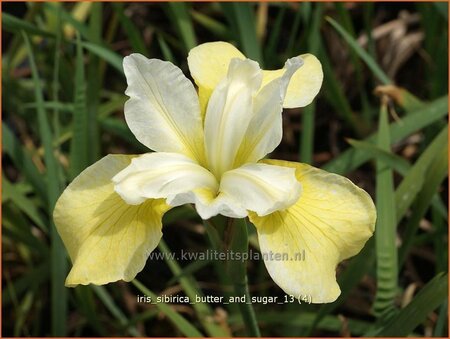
[249, 160, 376, 303]
[53, 154, 170, 287]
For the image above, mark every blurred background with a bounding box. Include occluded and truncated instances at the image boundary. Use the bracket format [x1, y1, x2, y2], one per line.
[2, 2, 448, 337]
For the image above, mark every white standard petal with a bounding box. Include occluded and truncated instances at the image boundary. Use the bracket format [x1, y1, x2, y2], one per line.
[169, 188, 248, 220]
[112, 152, 218, 205]
[204, 58, 262, 178]
[123, 54, 205, 164]
[235, 57, 303, 166]
[219, 163, 302, 216]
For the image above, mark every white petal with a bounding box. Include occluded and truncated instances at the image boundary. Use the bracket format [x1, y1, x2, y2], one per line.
[169, 188, 248, 220]
[123, 54, 205, 163]
[236, 57, 303, 166]
[204, 58, 262, 177]
[220, 163, 302, 216]
[113, 152, 218, 205]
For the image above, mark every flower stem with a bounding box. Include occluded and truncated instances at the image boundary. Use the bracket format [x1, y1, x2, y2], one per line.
[227, 218, 261, 337]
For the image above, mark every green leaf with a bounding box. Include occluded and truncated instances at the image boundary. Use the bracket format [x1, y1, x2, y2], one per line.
[433, 2, 448, 21]
[323, 96, 448, 175]
[167, 259, 212, 286]
[86, 2, 102, 163]
[74, 286, 105, 335]
[326, 16, 391, 85]
[113, 3, 148, 55]
[399, 140, 448, 263]
[3, 262, 49, 306]
[191, 10, 229, 39]
[2, 12, 54, 37]
[3, 205, 49, 255]
[2, 176, 48, 232]
[132, 280, 204, 337]
[264, 6, 286, 67]
[99, 117, 147, 152]
[2, 124, 47, 201]
[69, 33, 89, 179]
[165, 2, 197, 52]
[91, 286, 140, 336]
[81, 41, 123, 74]
[434, 301, 448, 337]
[373, 102, 398, 317]
[395, 126, 447, 222]
[158, 240, 230, 337]
[375, 273, 448, 336]
[22, 30, 67, 336]
[156, 33, 175, 63]
[347, 139, 411, 175]
[286, 5, 302, 55]
[43, 3, 90, 39]
[221, 3, 263, 65]
[230, 311, 371, 336]
[299, 4, 323, 163]
[320, 44, 368, 136]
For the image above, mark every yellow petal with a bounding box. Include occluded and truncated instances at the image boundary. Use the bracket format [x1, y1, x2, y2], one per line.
[187, 41, 245, 116]
[262, 54, 323, 108]
[249, 160, 376, 303]
[188, 41, 245, 91]
[53, 155, 170, 286]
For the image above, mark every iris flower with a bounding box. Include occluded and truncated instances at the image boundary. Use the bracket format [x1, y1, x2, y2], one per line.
[54, 42, 376, 303]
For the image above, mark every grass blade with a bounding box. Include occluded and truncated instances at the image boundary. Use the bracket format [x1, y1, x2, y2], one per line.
[165, 2, 197, 52]
[2, 12, 53, 37]
[373, 100, 398, 317]
[395, 126, 447, 222]
[320, 44, 368, 136]
[22, 31, 67, 336]
[221, 3, 263, 64]
[264, 6, 286, 67]
[131, 280, 204, 337]
[347, 139, 411, 175]
[323, 96, 448, 174]
[399, 140, 448, 263]
[74, 286, 105, 335]
[86, 3, 102, 163]
[375, 273, 448, 336]
[91, 286, 140, 337]
[113, 3, 148, 55]
[81, 41, 123, 74]
[191, 9, 229, 39]
[158, 240, 230, 337]
[300, 4, 323, 163]
[2, 177, 47, 232]
[156, 33, 175, 63]
[2, 124, 47, 200]
[326, 16, 391, 85]
[69, 33, 89, 178]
